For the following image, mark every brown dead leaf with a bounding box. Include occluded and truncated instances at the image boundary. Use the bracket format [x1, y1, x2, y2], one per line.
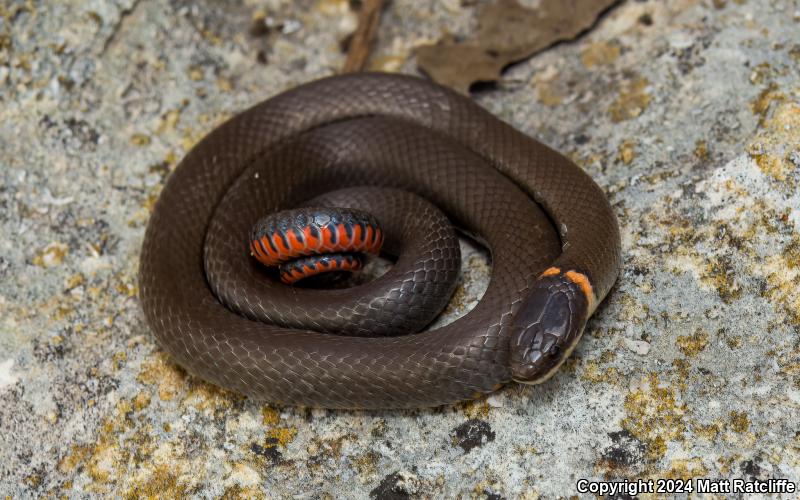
[417, 0, 618, 94]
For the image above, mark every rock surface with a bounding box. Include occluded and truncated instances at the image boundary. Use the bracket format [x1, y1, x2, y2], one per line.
[1, 0, 799, 497]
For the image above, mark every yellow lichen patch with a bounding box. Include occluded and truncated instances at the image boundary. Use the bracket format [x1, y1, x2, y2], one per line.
[694, 140, 710, 162]
[609, 76, 651, 122]
[613, 293, 648, 324]
[221, 484, 267, 500]
[716, 454, 736, 475]
[747, 97, 800, 186]
[132, 392, 151, 411]
[369, 55, 406, 73]
[721, 411, 756, 447]
[23, 473, 43, 489]
[751, 151, 787, 181]
[21, 292, 73, 325]
[111, 398, 134, 427]
[789, 44, 800, 63]
[136, 352, 187, 402]
[580, 40, 621, 67]
[65, 272, 85, 291]
[728, 410, 749, 433]
[184, 382, 236, 412]
[661, 457, 709, 480]
[748, 62, 774, 86]
[725, 334, 742, 349]
[618, 140, 636, 165]
[472, 481, 503, 498]
[200, 27, 223, 46]
[676, 328, 710, 357]
[599, 350, 616, 363]
[580, 359, 622, 385]
[156, 107, 184, 135]
[317, 0, 350, 15]
[750, 83, 785, 126]
[130, 133, 151, 146]
[250, 7, 268, 28]
[73, 411, 200, 498]
[571, 150, 606, 170]
[700, 256, 741, 303]
[353, 450, 381, 480]
[188, 66, 204, 81]
[261, 407, 280, 426]
[267, 427, 297, 448]
[32, 242, 68, 267]
[148, 151, 179, 175]
[112, 351, 128, 370]
[457, 397, 491, 420]
[143, 191, 160, 212]
[537, 80, 564, 106]
[306, 434, 354, 464]
[693, 421, 723, 441]
[86, 434, 126, 484]
[123, 464, 188, 500]
[179, 128, 203, 151]
[45, 410, 59, 424]
[442, 279, 468, 316]
[115, 278, 138, 298]
[622, 373, 686, 461]
[58, 444, 94, 474]
[216, 77, 234, 92]
[229, 463, 261, 487]
[671, 358, 691, 391]
[760, 253, 800, 326]
[777, 345, 800, 386]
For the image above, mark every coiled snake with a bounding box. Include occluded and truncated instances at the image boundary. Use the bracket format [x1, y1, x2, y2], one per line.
[139, 73, 621, 409]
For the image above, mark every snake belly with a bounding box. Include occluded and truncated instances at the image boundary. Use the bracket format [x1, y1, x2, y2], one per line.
[138, 73, 621, 409]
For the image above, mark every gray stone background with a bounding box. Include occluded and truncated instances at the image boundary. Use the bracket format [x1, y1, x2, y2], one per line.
[1, 0, 799, 497]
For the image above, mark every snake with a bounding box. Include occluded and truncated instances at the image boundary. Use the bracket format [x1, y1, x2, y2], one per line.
[139, 72, 621, 409]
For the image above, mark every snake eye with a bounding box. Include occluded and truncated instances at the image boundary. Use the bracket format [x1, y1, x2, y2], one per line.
[547, 344, 561, 357]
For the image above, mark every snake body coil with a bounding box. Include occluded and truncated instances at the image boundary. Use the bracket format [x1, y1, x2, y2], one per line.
[139, 73, 621, 409]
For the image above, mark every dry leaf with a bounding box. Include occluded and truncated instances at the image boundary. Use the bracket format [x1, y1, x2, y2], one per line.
[416, 0, 618, 94]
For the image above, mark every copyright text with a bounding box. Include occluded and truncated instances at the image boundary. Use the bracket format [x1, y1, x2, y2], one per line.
[576, 478, 796, 496]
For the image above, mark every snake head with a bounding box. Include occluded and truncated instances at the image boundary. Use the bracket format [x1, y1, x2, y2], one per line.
[509, 268, 594, 384]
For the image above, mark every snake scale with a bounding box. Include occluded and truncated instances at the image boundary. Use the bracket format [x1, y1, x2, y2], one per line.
[139, 73, 621, 409]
